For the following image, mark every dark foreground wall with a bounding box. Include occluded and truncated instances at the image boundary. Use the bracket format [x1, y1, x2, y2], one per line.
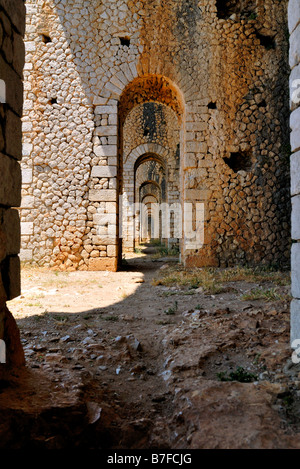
[0, 0, 25, 368]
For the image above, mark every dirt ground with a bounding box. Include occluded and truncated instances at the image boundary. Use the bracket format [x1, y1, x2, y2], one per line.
[2, 246, 300, 449]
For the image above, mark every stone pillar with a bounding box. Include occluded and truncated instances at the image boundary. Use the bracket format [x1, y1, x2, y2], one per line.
[88, 103, 119, 272]
[290, 0, 300, 345]
[0, 0, 25, 367]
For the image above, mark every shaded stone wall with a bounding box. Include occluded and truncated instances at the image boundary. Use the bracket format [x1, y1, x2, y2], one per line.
[0, 0, 25, 367]
[290, 0, 300, 345]
[21, 0, 290, 271]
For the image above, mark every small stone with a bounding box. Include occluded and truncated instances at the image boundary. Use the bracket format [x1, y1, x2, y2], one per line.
[45, 353, 64, 362]
[126, 335, 142, 352]
[33, 344, 47, 352]
[60, 335, 71, 342]
[259, 372, 269, 380]
[96, 355, 105, 362]
[86, 402, 102, 425]
[134, 278, 145, 283]
[115, 335, 126, 344]
[82, 337, 93, 345]
[73, 364, 84, 370]
[130, 364, 146, 374]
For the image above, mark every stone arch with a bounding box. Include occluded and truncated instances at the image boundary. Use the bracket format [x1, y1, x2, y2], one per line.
[139, 181, 163, 203]
[142, 194, 159, 204]
[135, 156, 166, 202]
[139, 191, 161, 243]
[118, 74, 185, 126]
[124, 143, 172, 171]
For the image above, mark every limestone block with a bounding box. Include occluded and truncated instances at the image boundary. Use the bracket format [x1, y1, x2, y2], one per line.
[110, 74, 127, 90]
[0, 153, 21, 207]
[93, 213, 116, 225]
[106, 202, 117, 213]
[95, 226, 108, 235]
[22, 143, 33, 157]
[186, 141, 207, 153]
[290, 63, 300, 109]
[92, 235, 117, 246]
[95, 126, 117, 137]
[109, 178, 117, 189]
[290, 25, 300, 69]
[105, 80, 122, 96]
[108, 114, 118, 125]
[108, 157, 118, 166]
[184, 153, 197, 168]
[291, 107, 300, 132]
[89, 189, 117, 202]
[292, 243, 300, 299]
[291, 128, 300, 153]
[23, 99, 33, 111]
[292, 195, 300, 240]
[88, 257, 117, 272]
[290, 107, 300, 152]
[291, 151, 300, 196]
[185, 189, 211, 200]
[94, 105, 117, 115]
[91, 165, 117, 178]
[108, 224, 117, 236]
[22, 121, 32, 132]
[93, 96, 107, 105]
[22, 168, 32, 184]
[20, 248, 33, 261]
[107, 245, 117, 257]
[288, 0, 300, 33]
[119, 62, 134, 82]
[25, 41, 36, 52]
[21, 195, 34, 208]
[21, 222, 33, 235]
[94, 144, 117, 157]
[291, 300, 300, 346]
[186, 122, 207, 132]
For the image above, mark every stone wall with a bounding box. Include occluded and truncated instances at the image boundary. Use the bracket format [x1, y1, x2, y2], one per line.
[21, 0, 291, 271]
[289, 0, 300, 345]
[0, 0, 25, 367]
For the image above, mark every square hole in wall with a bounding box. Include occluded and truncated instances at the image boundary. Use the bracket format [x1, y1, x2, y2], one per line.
[224, 151, 253, 173]
[41, 34, 52, 44]
[119, 37, 130, 47]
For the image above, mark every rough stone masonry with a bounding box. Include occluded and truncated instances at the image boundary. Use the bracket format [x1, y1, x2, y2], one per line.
[21, 0, 290, 272]
[0, 0, 25, 368]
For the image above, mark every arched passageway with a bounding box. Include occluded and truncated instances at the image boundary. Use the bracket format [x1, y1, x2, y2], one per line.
[118, 75, 184, 262]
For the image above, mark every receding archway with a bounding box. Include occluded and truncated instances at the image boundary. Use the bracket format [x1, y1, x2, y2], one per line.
[118, 75, 184, 262]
